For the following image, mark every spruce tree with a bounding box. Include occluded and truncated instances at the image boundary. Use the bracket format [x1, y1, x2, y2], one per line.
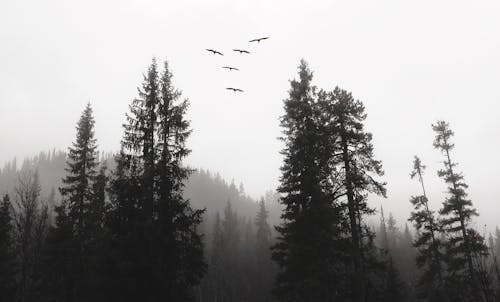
[60, 103, 99, 237]
[58, 103, 100, 301]
[104, 150, 143, 300]
[432, 121, 488, 301]
[156, 59, 205, 300]
[408, 155, 446, 301]
[108, 58, 205, 301]
[109, 59, 165, 300]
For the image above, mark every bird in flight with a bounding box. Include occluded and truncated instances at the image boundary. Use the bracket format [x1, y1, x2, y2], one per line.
[226, 87, 244, 92]
[233, 49, 250, 54]
[249, 36, 269, 43]
[206, 49, 223, 56]
[222, 66, 239, 71]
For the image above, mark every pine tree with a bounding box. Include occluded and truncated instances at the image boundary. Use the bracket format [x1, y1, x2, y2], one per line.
[0, 194, 16, 300]
[325, 86, 387, 302]
[432, 121, 489, 301]
[272, 60, 345, 301]
[409, 155, 446, 301]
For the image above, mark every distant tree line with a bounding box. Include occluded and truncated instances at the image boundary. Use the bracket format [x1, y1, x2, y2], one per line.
[1, 57, 500, 302]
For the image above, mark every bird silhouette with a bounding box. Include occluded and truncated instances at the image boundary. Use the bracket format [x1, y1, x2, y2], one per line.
[206, 49, 223, 56]
[226, 87, 244, 92]
[233, 49, 250, 54]
[222, 66, 240, 71]
[249, 37, 269, 43]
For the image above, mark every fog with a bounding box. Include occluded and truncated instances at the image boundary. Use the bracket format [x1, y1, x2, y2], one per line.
[2, 0, 500, 229]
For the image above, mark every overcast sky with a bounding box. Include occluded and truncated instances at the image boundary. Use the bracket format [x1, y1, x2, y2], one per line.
[1, 0, 500, 229]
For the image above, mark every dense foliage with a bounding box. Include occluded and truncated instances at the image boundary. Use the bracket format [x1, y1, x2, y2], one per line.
[0, 58, 499, 302]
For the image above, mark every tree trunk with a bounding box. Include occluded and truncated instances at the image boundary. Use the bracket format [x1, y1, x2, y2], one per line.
[341, 131, 365, 302]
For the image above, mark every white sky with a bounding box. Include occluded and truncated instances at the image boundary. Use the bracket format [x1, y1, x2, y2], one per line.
[1, 0, 500, 229]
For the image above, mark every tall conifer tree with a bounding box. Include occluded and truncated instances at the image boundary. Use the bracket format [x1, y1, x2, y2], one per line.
[272, 60, 345, 301]
[60, 103, 99, 238]
[409, 156, 447, 301]
[58, 103, 101, 301]
[325, 87, 387, 302]
[433, 121, 488, 301]
[109, 58, 205, 301]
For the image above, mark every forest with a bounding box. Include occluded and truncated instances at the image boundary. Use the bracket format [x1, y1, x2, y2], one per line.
[1, 58, 500, 302]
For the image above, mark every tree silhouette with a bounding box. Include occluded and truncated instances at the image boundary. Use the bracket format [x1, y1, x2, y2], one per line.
[409, 155, 447, 301]
[433, 121, 489, 301]
[272, 60, 345, 301]
[324, 86, 386, 302]
[107, 58, 205, 301]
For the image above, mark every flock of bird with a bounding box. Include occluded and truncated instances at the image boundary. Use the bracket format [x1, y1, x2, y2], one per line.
[206, 36, 270, 93]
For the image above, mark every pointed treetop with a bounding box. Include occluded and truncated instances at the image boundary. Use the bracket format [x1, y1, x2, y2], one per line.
[410, 156, 426, 179]
[432, 120, 455, 151]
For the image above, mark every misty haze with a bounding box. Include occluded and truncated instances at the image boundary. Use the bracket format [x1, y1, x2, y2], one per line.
[1, 1, 500, 302]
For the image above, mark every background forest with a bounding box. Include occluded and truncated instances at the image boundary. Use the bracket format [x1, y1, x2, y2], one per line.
[1, 58, 500, 302]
